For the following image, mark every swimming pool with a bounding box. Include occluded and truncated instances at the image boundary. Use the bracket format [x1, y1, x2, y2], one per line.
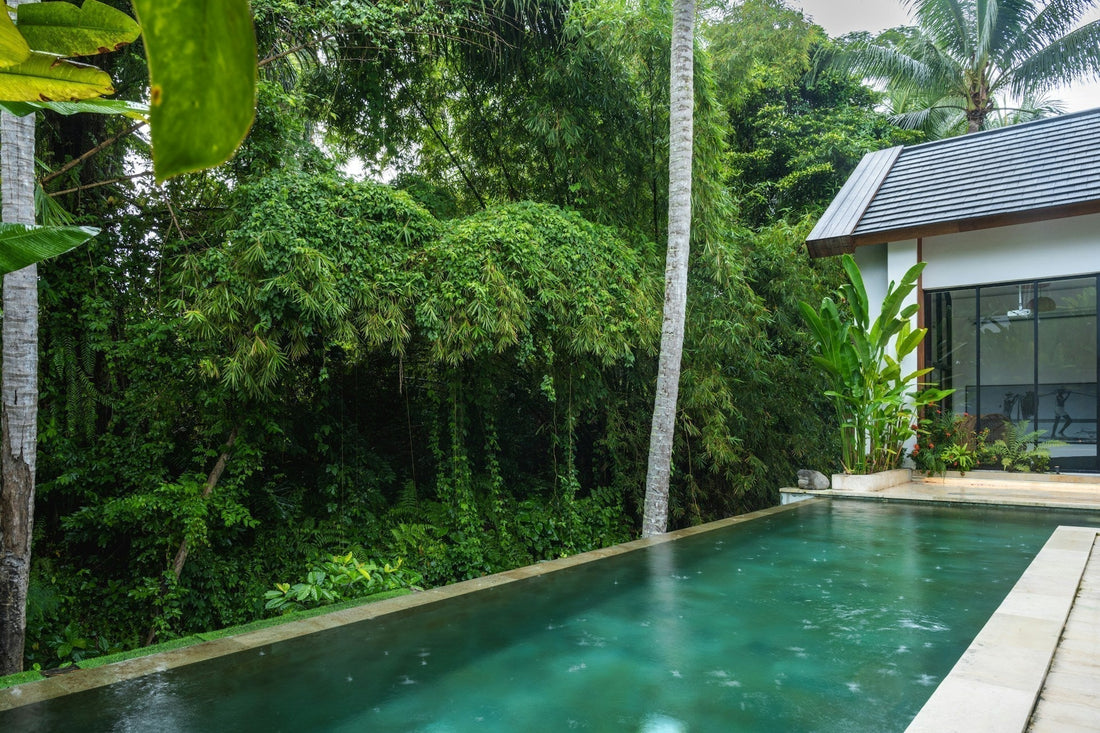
[4, 499, 1099, 732]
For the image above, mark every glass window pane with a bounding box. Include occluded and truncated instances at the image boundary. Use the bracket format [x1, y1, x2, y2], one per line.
[1037, 277, 1097, 469]
[976, 283, 1036, 438]
[926, 289, 976, 417]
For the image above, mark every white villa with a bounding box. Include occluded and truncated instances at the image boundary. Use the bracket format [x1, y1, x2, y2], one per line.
[806, 109, 1100, 471]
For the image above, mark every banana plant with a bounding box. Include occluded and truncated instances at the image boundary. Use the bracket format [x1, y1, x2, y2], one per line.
[0, 0, 255, 181]
[0, 222, 97, 275]
[0, 0, 255, 272]
[799, 254, 952, 474]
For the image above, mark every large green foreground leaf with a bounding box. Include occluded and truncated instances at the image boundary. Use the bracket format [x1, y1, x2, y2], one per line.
[0, 98, 147, 119]
[17, 0, 141, 57]
[132, 0, 257, 181]
[0, 223, 99, 275]
[0, 8, 30, 67]
[0, 52, 113, 101]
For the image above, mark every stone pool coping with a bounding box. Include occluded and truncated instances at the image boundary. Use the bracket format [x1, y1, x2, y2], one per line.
[905, 524, 1098, 733]
[781, 470, 1100, 512]
[0, 501, 812, 712]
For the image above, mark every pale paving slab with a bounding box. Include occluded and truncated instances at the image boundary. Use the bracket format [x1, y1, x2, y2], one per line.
[783, 470, 1100, 511]
[907, 525, 1097, 733]
[1029, 533, 1100, 732]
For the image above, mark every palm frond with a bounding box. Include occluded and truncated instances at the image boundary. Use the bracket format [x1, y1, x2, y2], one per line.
[975, 0, 997, 61]
[835, 39, 951, 100]
[1009, 19, 1100, 95]
[905, 32, 969, 90]
[1022, 0, 1098, 43]
[985, 93, 1065, 127]
[907, 0, 974, 61]
[890, 103, 969, 137]
[1002, 0, 1096, 66]
[986, 0, 1036, 63]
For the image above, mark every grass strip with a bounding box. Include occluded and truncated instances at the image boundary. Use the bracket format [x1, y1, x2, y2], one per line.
[0, 669, 45, 691]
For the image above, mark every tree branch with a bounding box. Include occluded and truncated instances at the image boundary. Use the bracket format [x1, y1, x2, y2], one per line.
[47, 170, 153, 196]
[40, 121, 146, 186]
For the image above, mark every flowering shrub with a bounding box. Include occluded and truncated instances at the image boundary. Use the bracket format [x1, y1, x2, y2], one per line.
[911, 409, 1062, 473]
[910, 410, 979, 475]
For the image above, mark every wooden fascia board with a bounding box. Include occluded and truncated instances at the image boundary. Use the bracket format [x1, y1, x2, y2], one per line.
[804, 146, 903, 256]
[806, 236, 856, 258]
[845, 200, 1100, 250]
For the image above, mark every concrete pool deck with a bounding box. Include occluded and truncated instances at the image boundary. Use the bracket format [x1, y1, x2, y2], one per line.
[783, 469, 1100, 512]
[785, 470, 1100, 732]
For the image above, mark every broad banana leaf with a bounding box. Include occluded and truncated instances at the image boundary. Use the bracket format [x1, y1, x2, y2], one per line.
[0, 98, 147, 119]
[0, 223, 98, 275]
[132, 0, 256, 181]
[17, 0, 140, 58]
[0, 52, 113, 101]
[0, 9, 30, 67]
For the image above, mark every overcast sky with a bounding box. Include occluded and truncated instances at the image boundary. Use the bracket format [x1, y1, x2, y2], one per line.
[788, 0, 1100, 112]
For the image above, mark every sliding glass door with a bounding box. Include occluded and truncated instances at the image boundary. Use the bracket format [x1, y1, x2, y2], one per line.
[926, 275, 1098, 471]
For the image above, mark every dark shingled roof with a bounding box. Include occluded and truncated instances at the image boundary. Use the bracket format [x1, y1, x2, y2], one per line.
[806, 108, 1100, 258]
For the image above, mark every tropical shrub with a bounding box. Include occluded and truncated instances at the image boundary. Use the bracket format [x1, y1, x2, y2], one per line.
[800, 254, 951, 474]
[981, 421, 1058, 473]
[940, 443, 978, 474]
[263, 552, 421, 614]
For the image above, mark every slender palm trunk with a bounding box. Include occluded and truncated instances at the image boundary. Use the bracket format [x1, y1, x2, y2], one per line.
[0, 66, 38, 672]
[642, 0, 693, 538]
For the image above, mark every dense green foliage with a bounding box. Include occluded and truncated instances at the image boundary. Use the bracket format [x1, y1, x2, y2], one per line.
[263, 552, 422, 613]
[13, 0, 921, 666]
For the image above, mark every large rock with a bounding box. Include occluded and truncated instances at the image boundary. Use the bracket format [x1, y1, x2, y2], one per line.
[797, 469, 830, 491]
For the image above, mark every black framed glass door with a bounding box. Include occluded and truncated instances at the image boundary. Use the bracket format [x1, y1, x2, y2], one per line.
[926, 275, 1099, 471]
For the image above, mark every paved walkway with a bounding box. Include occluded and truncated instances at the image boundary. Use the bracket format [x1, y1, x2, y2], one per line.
[1029, 532, 1100, 732]
[786, 471, 1100, 732]
[823, 471, 1100, 512]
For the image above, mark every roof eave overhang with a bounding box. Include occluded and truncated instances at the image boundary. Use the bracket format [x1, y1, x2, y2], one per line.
[806, 200, 1100, 258]
[803, 146, 903, 259]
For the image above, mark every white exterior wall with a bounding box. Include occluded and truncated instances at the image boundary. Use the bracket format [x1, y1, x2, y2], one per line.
[854, 214, 1100, 459]
[920, 213, 1100, 290]
[853, 243, 888, 320]
[858, 212, 1100, 349]
[854, 240, 920, 382]
[888, 240, 920, 385]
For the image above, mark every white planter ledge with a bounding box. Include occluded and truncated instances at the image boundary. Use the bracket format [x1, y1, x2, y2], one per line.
[831, 468, 912, 493]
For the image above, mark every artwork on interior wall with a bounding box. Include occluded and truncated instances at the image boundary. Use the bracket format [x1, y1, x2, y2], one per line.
[967, 383, 1098, 444]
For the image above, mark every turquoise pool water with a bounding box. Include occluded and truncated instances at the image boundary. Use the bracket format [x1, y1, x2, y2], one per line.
[5, 500, 1100, 732]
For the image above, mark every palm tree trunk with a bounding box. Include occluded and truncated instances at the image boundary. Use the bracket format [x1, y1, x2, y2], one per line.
[642, 0, 693, 538]
[0, 27, 38, 672]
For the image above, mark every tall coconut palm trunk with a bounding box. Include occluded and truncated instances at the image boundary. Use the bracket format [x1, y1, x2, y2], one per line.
[642, 0, 693, 538]
[0, 0, 38, 674]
